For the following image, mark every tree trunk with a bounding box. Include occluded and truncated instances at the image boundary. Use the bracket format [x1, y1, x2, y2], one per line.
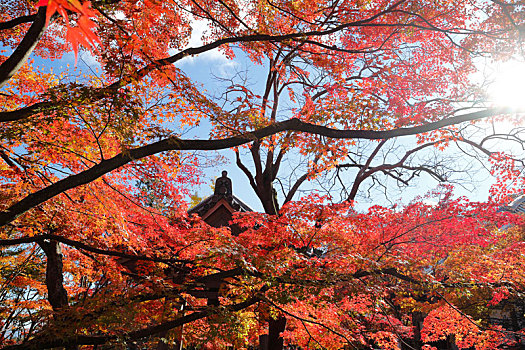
[268, 316, 286, 350]
[39, 239, 77, 350]
[259, 184, 286, 350]
[39, 240, 69, 310]
[411, 311, 424, 349]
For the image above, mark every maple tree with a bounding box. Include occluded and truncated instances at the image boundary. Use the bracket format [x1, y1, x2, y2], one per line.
[1, 0, 525, 349]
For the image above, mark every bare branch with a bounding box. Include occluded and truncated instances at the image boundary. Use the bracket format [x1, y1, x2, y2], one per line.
[0, 107, 516, 227]
[235, 148, 258, 193]
[0, 0, 408, 123]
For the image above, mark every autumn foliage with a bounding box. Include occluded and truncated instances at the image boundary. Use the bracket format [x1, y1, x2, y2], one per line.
[1, 0, 525, 349]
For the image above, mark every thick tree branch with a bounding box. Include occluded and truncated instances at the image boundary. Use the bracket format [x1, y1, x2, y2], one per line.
[0, 14, 37, 31]
[272, 145, 287, 181]
[0, 107, 516, 227]
[250, 141, 263, 189]
[0, 6, 47, 88]
[0, 234, 188, 264]
[284, 173, 308, 205]
[0, 0, 407, 123]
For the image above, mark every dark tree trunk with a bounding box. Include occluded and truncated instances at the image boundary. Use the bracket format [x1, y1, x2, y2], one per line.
[411, 312, 424, 349]
[268, 316, 286, 350]
[39, 240, 68, 310]
[39, 239, 77, 350]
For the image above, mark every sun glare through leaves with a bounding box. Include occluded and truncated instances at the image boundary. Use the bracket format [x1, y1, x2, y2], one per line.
[488, 59, 525, 108]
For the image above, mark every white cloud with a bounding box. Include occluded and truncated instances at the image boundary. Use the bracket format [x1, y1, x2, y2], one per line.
[174, 19, 239, 76]
[79, 51, 101, 69]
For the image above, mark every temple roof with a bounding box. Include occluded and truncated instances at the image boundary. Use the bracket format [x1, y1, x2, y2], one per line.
[188, 193, 253, 216]
[505, 194, 525, 214]
[188, 171, 253, 217]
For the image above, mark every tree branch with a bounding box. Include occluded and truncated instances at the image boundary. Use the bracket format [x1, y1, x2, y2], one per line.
[0, 0, 407, 123]
[0, 6, 47, 88]
[0, 107, 515, 227]
[38, 240, 69, 310]
[0, 14, 37, 31]
[283, 154, 320, 204]
[0, 234, 188, 264]
[347, 139, 387, 201]
[235, 148, 258, 193]
[1, 293, 262, 350]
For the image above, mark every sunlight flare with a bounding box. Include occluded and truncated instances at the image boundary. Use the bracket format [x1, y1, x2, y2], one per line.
[489, 60, 525, 108]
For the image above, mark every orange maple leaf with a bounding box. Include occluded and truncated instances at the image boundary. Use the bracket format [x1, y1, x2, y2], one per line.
[36, 0, 101, 63]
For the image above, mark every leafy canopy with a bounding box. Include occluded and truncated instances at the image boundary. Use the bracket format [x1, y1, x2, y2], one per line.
[1, 0, 525, 349]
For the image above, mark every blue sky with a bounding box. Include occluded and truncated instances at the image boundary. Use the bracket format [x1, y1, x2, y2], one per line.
[5, 18, 519, 213]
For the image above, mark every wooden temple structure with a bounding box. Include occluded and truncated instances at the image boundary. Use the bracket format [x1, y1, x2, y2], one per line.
[188, 170, 252, 232]
[188, 171, 285, 350]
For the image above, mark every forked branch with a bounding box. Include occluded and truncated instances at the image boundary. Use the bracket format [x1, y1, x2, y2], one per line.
[0, 107, 517, 227]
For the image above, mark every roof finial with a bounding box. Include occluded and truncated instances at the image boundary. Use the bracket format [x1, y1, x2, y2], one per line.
[214, 170, 232, 196]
